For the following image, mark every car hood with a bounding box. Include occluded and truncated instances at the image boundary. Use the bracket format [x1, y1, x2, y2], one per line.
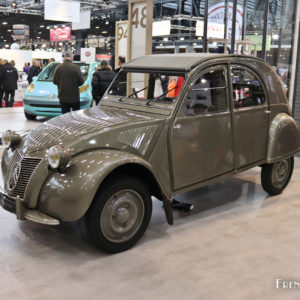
[21, 106, 166, 156]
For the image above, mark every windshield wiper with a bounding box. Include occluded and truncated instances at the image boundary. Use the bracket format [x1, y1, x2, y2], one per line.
[146, 85, 177, 106]
[118, 86, 148, 102]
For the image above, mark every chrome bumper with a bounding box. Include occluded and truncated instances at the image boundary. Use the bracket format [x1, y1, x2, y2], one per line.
[0, 187, 16, 214]
[0, 187, 60, 225]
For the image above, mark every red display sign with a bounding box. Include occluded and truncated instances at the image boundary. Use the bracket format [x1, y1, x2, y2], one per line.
[50, 27, 71, 42]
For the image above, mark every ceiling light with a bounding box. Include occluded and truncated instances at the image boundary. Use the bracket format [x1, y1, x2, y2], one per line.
[40, 25, 45, 28]
[163, 37, 168, 42]
[2, 22, 8, 25]
[180, 37, 184, 41]
[102, 31, 107, 34]
[96, 26, 100, 29]
[105, 20, 109, 25]
[8, 29, 12, 32]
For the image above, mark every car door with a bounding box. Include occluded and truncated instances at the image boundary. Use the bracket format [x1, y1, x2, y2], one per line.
[230, 65, 270, 168]
[170, 65, 234, 190]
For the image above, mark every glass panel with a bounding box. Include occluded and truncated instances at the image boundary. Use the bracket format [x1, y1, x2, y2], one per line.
[231, 68, 266, 108]
[108, 71, 185, 102]
[38, 63, 58, 81]
[245, 0, 265, 57]
[266, 0, 297, 97]
[38, 63, 89, 81]
[185, 68, 227, 116]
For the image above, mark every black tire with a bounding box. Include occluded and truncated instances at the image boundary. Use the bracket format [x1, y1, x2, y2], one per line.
[24, 110, 37, 120]
[84, 176, 152, 253]
[261, 157, 294, 195]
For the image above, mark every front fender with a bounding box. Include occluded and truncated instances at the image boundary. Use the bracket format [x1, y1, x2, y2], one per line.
[38, 149, 164, 222]
[267, 113, 300, 163]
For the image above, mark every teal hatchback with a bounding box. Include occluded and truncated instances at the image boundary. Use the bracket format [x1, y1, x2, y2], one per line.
[23, 61, 98, 120]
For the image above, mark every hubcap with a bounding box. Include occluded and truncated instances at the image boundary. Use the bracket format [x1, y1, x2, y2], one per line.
[272, 159, 290, 188]
[100, 189, 145, 243]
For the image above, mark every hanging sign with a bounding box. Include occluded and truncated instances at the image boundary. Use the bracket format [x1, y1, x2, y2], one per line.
[44, 0, 80, 23]
[50, 27, 71, 42]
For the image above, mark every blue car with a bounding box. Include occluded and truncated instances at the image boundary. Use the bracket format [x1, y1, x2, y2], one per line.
[23, 61, 98, 120]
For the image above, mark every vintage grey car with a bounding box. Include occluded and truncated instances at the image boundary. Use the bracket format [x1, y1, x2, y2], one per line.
[1, 54, 300, 253]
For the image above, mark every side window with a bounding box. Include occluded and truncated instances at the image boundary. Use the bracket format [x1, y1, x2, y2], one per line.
[231, 68, 266, 108]
[184, 68, 227, 116]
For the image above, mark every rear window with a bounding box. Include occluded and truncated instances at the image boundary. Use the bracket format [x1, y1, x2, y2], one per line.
[38, 62, 89, 81]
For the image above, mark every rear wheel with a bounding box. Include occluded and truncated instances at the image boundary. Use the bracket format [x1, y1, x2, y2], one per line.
[24, 110, 37, 120]
[261, 157, 294, 195]
[84, 176, 152, 253]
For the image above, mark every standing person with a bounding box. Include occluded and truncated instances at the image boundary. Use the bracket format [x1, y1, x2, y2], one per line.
[27, 60, 41, 84]
[53, 51, 84, 114]
[0, 59, 18, 107]
[92, 60, 115, 105]
[115, 55, 125, 73]
[23, 63, 30, 75]
[0, 59, 4, 107]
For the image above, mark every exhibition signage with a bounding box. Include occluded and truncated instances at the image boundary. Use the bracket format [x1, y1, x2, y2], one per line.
[152, 20, 171, 36]
[127, 0, 153, 60]
[208, 2, 243, 40]
[72, 10, 91, 30]
[44, 0, 80, 23]
[50, 27, 71, 42]
[115, 20, 128, 68]
[80, 48, 96, 63]
[127, 0, 153, 93]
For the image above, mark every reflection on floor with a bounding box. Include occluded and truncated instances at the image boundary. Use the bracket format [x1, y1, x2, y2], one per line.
[1, 107, 300, 300]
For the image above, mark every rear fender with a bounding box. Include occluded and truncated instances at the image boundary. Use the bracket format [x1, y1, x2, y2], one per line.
[267, 113, 300, 163]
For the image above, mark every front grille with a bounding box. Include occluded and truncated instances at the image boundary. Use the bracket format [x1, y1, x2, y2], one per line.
[5, 150, 42, 199]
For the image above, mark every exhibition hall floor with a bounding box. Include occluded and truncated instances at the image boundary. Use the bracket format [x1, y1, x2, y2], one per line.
[1, 107, 300, 300]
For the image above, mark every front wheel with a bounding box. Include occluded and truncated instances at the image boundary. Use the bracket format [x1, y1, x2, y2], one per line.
[24, 110, 37, 120]
[261, 157, 294, 195]
[84, 176, 152, 253]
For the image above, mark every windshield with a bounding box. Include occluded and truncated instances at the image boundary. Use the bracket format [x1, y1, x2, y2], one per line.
[107, 70, 185, 104]
[38, 62, 90, 81]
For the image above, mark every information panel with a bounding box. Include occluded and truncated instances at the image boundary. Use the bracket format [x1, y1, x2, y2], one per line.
[115, 20, 128, 68]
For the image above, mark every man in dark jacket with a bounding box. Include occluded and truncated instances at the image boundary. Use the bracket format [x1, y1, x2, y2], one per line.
[92, 60, 115, 105]
[0, 59, 18, 107]
[53, 51, 84, 114]
[27, 60, 41, 84]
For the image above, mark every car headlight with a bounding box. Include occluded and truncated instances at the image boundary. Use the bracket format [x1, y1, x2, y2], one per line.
[79, 84, 89, 94]
[1, 130, 21, 148]
[28, 83, 34, 93]
[47, 145, 71, 169]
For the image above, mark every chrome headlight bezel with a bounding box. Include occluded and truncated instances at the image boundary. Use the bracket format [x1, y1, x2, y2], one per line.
[1, 130, 21, 149]
[47, 145, 71, 169]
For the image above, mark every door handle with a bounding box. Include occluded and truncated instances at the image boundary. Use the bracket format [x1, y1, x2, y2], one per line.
[174, 123, 182, 129]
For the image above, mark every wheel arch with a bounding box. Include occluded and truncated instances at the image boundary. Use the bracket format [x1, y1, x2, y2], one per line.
[98, 163, 164, 200]
[38, 149, 166, 222]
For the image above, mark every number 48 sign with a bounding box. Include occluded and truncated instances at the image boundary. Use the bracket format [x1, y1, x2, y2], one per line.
[127, 0, 153, 61]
